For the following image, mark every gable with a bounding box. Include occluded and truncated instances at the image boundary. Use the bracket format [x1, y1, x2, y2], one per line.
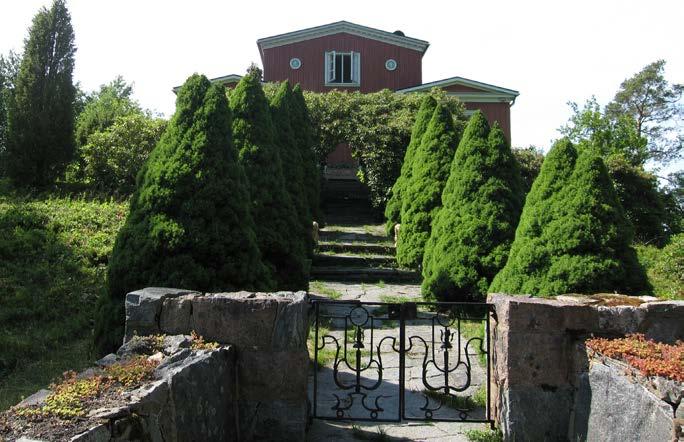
[397, 76, 519, 103]
[257, 21, 430, 57]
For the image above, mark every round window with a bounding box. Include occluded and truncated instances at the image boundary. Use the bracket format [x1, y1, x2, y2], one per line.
[385, 59, 397, 71]
[289, 58, 302, 70]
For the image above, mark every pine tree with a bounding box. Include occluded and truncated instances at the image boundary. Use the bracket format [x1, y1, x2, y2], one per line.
[397, 104, 460, 268]
[422, 113, 524, 301]
[291, 84, 322, 224]
[385, 95, 437, 234]
[6, 0, 76, 186]
[231, 72, 308, 290]
[95, 75, 271, 354]
[490, 139, 651, 296]
[270, 81, 312, 254]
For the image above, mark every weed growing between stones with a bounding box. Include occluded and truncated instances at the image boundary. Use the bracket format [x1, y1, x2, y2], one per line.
[309, 281, 343, 300]
[190, 331, 219, 351]
[465, 427, 503, 442]
[586, 334, 684, 381]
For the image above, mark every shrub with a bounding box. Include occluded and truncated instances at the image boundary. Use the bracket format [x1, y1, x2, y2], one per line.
[636, 233, 684, 299]
[396, 104, 460, 268]
[490, 139, 651, 296]
[79, 113, 166, 195]
[292, 84, 323, 225]
[384, 95, 437, 234]
[96, 74, 270, 354]
[422, 113, 524, 301]
[512, 146, 544, 194]
[270, 81, 311, 253]
[6, 0, 76, 187]
[230, 72, 308, 290]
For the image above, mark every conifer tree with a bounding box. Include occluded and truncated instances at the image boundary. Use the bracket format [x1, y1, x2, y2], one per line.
[422, 113, 524, 301]
[6, 0, 76, 186]
[490, 139, 651, 296]
[385, 95, 437, 234]
[397, 104, 460, 268]
[231, 72, 308, 290]
[95, 75, 271, 354]
[292, 84, 322, 224]
[270, 81, 312, 253]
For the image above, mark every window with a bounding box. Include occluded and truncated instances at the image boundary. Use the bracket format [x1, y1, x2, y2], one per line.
[385, 59, 397, 71]
[290, 58, 302, 69]
[325, 51, 360, 86]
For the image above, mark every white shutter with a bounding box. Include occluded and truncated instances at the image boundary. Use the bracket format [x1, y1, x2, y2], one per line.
[352, 51, 361, 84]
[325, 51, 336, 83]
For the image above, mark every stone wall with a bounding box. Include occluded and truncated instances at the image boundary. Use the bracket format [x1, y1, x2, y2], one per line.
[487, 293, 684, 441]
[124, 287, 310, 441]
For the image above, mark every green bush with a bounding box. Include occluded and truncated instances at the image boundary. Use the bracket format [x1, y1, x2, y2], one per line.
[396, 104, 460, 268]
[304, 89, 465, 210]
[490, 139, 651, 296]
[384, 95, 437, 234]
[96, 74, 271, 354]
[270, 81, 312, 254]
[79, 113, 166, 195]
[231, 72, 308, 290]
[292, 84, 323, 225]
[636, 234, 684, 299]
[422, 113, 524, 301]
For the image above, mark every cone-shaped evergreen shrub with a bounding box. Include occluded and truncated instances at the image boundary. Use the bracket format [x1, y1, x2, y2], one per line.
[422, 114, 524, 301]
[396, 104, 460, 268]
[292, 84, 322, 224]
[490, 139, 651, 296]
[95, 74, 271, 354]
[385, 95, 438, 234]
[270, 81, 312, 254]
[231, 72, 308, 290]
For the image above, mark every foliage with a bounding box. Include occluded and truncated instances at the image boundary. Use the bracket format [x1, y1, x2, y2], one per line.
[270, 81, 312, 254]
[103, 356, 158, 387]
[636, 234, 684, 299]
[74, 76, 142, 148]
[512, 146, 544, 194]
[586, 334, 684, 382]
[190, 331, 220, 351]
[661, 171, 684, 235]
[490, 139, 651, 296]
[396, 104, 460, 268]
[422, 113, 524, 301]
[0, 51, 21, 177]
[304, 88, 465, 210]
[605, 60, 683, 164]
[0, 186, 127, 407]
[98, 74, 270, 355]
[384, 95, 437, 234]
[291, 84, 323, 224]
[6, 0, 76, 187]
[78, 113, 166, 195]
[466, 428, 503, 442]
[231, 71, 307, 290]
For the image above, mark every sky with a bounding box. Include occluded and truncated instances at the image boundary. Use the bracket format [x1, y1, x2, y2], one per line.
[1, 0, 682, 172]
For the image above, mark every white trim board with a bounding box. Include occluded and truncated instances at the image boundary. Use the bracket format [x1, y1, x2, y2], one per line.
[172, 74, 243, 94]
[257, 21, 430, 57]
[397, 76, 519, 98]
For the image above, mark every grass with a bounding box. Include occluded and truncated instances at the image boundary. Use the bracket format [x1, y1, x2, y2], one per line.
[307, 322, 373, 370]
[459, 320, 488, 367]
[422, 385, 486, 411]
[465, 428, 503, 442]
[351, 425, 390, 441]
[310, 280, 343, 300]
[0, 184, 127, 410]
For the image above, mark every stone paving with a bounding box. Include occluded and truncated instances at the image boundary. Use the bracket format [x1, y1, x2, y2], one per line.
[307, 216, 492, 441]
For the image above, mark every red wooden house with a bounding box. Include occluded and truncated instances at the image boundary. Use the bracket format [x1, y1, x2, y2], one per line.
[189, 21, 518, 180]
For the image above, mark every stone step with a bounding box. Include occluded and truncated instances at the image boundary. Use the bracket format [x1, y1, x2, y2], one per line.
[310, 266, 420, 283]
[319, 230, 389, 244]
[317, 242, 396, 255]
[313, 253, 396, 268]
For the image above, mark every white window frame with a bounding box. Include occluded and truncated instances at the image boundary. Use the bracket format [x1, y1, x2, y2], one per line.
[324, 51, 360, 87]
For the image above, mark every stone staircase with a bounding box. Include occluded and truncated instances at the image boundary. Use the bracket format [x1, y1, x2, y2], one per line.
[311, 198, 420, 284]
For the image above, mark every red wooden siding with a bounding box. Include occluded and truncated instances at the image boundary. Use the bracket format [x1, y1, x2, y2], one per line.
[262, 33, 423, 93]
[465, 102, 512, 143]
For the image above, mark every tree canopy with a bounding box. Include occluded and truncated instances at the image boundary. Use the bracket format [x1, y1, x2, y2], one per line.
[96, 74, 271, 354]
[6, 0, 76, 187]
[422, 113, 524, 301]
[396, 103, 460, 268]
[231, 71, 308, 290]
[384, 95, 437, 234]
[490, 138, 651, 296]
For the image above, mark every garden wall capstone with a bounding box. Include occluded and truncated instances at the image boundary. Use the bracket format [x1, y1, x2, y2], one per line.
[124, 287, 310, 441]
[488, 293, 684, 442]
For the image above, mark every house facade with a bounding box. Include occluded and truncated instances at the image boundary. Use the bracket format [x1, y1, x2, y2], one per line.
[195, 21, 518, 180]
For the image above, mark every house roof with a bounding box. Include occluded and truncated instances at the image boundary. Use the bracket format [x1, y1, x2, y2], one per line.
[172, 73, 242, 94]
[397, 76, 519, 103]
[256, 21, 430, 57]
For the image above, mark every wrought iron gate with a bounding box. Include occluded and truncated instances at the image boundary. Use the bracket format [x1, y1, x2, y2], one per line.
[310, 299, 493, 425]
